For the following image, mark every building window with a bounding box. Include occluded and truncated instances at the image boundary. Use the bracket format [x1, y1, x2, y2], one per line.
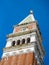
[12, 41, 15, 46]
[27, 38, 30, 43]
[22, 39, 25, 44]
[17, 40, 20, 45]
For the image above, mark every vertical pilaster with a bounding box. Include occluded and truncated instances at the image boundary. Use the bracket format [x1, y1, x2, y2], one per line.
[10, 55, 18, 65]
[17, 54, 26, 65]
[25, 52, 34, 65]
[34, 58, 37, 65]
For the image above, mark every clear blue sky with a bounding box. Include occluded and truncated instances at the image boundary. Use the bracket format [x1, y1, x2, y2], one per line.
[0, 0, 49, 65]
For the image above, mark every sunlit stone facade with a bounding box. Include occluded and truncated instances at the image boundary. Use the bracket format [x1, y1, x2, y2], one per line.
[0, 11, 45, 65]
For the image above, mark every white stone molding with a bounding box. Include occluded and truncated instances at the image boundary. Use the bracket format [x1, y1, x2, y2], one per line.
[2, 44, 35, 58]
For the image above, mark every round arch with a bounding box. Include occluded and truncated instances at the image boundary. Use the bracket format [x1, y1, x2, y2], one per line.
[17, 40, 20, 45]
[12, 41, 15, 46]
[22, 39, 25, 44]
[27, 38, 30, 43]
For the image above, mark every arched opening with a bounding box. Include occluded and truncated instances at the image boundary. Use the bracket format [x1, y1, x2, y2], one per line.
[27, 38, 30, 43]
[22, 39, 25, 44]
[12, 41, 15, 46]
[17, 40, 20, 45]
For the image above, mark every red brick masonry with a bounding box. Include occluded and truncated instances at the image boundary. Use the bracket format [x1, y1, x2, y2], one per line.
[0, 52, 38, 65]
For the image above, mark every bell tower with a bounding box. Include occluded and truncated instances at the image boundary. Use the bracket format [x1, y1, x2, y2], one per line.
[0, 11, 45, 65]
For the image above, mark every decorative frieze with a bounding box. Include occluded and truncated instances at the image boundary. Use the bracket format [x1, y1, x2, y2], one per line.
[2, 45, 35, 58]
[3, 43, 35, 53]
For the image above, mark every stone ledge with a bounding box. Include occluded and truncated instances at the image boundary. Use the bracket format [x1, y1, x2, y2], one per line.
[7, 29, 36, 38]
[3, 43, 35, 53]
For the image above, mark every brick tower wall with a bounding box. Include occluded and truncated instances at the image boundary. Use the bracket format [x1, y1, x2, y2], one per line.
[0, 52, 38, 65]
